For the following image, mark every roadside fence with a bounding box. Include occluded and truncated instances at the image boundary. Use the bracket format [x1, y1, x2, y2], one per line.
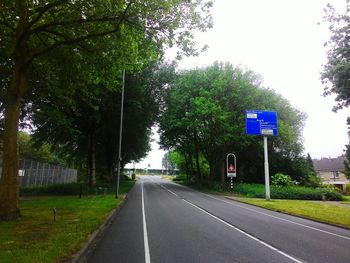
[0, 158, 77, 188]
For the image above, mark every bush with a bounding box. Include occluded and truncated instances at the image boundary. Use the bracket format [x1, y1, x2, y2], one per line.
[271, 173, 294, 187]
[20, 183, 81, 196]
[233, 184, 266, 198]
[233, 183, 343, 201]
[20, 181, 134, 196]
[173, 174, 187, 182]
[345, 183, 350, 196]
[318, 185, 343, 201]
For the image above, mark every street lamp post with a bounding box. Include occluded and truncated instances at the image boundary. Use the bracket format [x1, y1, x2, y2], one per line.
[116, 69, 125, 198]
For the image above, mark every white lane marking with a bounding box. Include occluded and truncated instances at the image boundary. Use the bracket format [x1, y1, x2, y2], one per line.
[141, 181, 151, 263]
[162, 181, 350, 241]
[182, 198, 303, 263]
[203, 194, 350, 241]
[160, 184, 179, 197]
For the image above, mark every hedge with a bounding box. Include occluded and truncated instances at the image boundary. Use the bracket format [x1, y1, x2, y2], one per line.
[233, 183, 343, 201]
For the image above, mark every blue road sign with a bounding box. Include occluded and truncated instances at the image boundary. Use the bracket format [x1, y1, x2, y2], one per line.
[246, 110, 278, 136]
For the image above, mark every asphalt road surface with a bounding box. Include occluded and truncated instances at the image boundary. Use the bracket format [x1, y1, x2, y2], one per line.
[87, 176, 350, 263]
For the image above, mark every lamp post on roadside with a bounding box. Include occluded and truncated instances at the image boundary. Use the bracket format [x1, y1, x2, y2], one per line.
[116, 69, 125, 198]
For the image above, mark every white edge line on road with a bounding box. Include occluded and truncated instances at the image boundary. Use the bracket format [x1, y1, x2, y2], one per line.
[182, 198, 304, 263]
[166, 181, 350, 241]
[203, 194, 350, 241]
[141, 181, 151, 263]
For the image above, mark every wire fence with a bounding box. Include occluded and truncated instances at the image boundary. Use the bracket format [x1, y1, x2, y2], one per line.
[0, 158, 77, 188]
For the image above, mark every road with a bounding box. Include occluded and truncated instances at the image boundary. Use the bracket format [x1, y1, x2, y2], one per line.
[87, 176, 350, 263]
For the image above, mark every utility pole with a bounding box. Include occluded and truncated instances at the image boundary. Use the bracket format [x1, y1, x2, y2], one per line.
[116, 69, 125, 198]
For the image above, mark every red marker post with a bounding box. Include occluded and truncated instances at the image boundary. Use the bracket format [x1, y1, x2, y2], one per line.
[227, 153, 237, 191]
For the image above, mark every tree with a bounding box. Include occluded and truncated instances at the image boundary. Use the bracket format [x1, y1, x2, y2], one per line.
[0, 0, 213, 220]
[322, 3, 350, 111]
[322, 3, 350, 180]
[18, 131, 60, 163]
[344, 143, 350, 179]
[159, 62, 307, 185]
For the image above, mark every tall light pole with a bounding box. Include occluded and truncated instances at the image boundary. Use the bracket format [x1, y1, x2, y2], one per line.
[116, 69, 125, 198]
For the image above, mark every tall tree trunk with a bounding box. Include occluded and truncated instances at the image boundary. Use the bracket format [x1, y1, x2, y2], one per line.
[87, 132, 96, 188]
[183, 151, 191, 183]
[188, 151, 195, 181]
[106, 158, 115, 183]
[209, 158, 216, 180]
[0, 1, 29, 220]
[220, 159, 225, 184]
[194, 133, 202, 181]
[0, 93, 22, 220]
[0, 61, 28, 220]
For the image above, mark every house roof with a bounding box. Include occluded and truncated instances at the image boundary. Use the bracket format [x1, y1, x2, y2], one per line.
[312, 156, 345, 172]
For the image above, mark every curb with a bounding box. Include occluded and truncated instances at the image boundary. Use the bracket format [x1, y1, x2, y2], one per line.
[224, 196, 350, 230]
[70, 193, 130, 263]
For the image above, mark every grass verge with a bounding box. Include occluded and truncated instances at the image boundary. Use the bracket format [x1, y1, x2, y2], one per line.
[0, 180, 135, 263]
[234, 197, 350, 229]
[171, 177, 350, 229]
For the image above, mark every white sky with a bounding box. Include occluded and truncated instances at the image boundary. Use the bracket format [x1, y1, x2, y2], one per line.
[130, 0, 349, 169]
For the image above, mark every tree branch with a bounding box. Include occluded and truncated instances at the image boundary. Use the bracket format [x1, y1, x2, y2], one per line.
[30, 27, 120, 62]
[0, 12, 15, 32]
[30, 16, 122, 35]
[29, 1, 134, 61]
[0, 66, 10, 75]
[30, 1, 134, 35]
[27, 0, 68, 30]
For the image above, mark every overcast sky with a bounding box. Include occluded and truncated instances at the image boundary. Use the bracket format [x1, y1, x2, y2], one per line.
[132, 0, 349, 170]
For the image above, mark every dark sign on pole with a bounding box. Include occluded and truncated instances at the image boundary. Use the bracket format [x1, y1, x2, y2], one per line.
[226, 153, 236, 178]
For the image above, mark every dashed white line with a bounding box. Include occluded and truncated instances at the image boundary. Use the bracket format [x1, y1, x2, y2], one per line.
[204, 194, 350, 241]
[141, 181, 151, 263]
[182, 198, 303, 263]
[160, 180, 350, 241]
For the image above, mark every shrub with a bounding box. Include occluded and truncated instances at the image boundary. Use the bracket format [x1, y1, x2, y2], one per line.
[233, 184, 265, 198]
[345, 183, 350, 196]
[173, 174, 187, 182]
[318, 185, 343, 201]
[233, 183, 343, 201]
[271, 173, 294, 187]
[20, 183, 81, 196]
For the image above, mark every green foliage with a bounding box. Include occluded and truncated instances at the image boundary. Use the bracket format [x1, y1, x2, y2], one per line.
[20, 180, 135, 196]
[233, 184, 266, 198]
[18, 131, 61, 163]
[20, 183, 81, 196]
[233, 183, 342, 201]
[346, 183, 350, 195]
[322, 4, 350, 111]
[271, 173, 294, 187]
[344, 142, 350, 179]
[159, 62, 307, 183]
[0, 0, 214, 219]
[172, 174, 187, 182]
[320, 186, 343, 201]
[322, 5, 350, 180]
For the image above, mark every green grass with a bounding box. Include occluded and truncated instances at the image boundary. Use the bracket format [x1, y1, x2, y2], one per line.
[171, 178, 349, 228]
[235, 197, 350, 229]
[0, 180, 135, 263]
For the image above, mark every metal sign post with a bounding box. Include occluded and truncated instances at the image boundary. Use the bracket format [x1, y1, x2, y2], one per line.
[263, 136, 270, 200]
[227, 153, 237, 191]
[246, 110, 277, 200]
